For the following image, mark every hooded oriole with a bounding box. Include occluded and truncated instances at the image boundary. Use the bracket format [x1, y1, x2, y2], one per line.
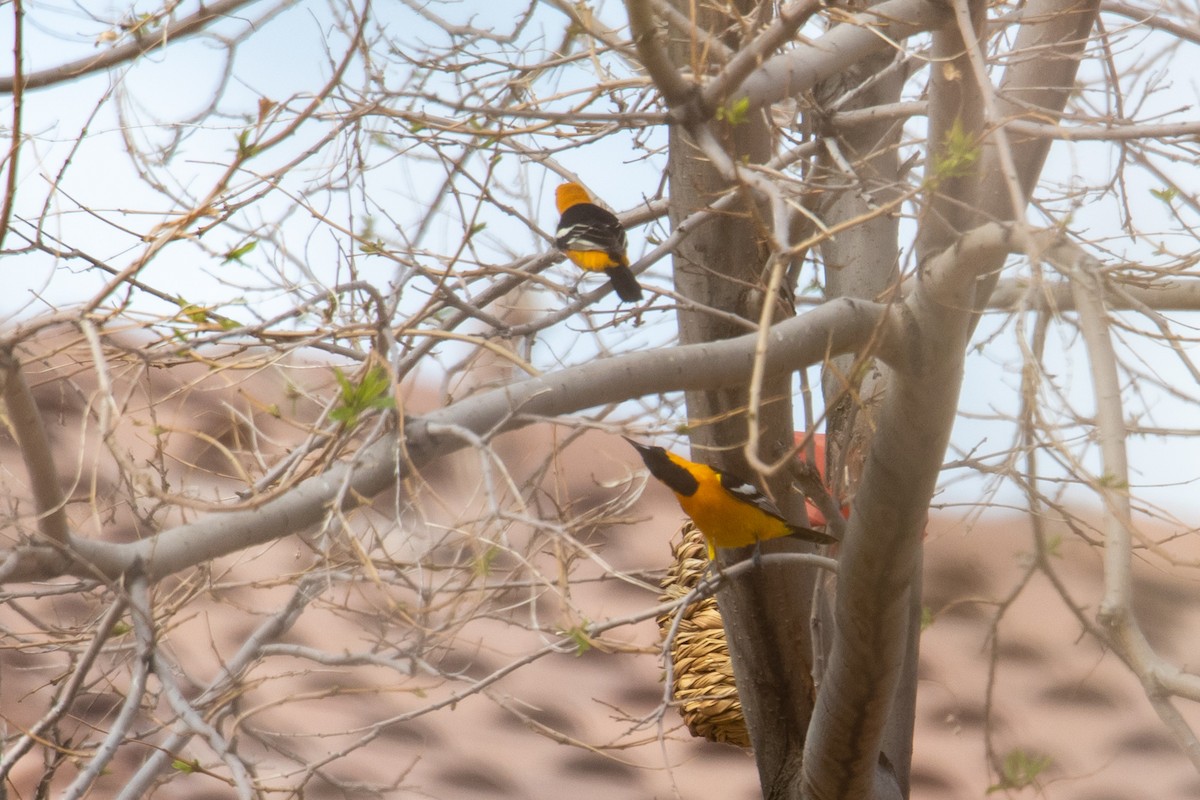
[554, 182, 643, 302]
[625, 438, 836, 560]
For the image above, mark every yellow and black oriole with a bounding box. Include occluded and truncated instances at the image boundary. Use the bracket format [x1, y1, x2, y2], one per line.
[626, 438, 836, 561]
[554, 182, 643, 302]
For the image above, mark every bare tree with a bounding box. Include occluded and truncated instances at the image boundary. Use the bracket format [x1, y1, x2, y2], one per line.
[1, 0, 1200, 797]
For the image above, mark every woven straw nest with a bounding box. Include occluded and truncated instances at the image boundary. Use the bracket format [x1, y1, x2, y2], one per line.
[656, 522, 749, 748]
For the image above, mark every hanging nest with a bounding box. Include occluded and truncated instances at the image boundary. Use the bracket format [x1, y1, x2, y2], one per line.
[656, 522, 750, 748]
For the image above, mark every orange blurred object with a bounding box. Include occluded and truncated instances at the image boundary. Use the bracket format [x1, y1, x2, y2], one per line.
[795, 433, 849, 527]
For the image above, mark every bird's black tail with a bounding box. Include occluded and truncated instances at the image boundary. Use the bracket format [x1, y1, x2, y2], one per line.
[605, 265, 643, 302]
[786, 524, 838, 545]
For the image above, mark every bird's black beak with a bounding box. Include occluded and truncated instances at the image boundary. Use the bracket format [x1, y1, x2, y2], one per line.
[622, 436, 651, 456]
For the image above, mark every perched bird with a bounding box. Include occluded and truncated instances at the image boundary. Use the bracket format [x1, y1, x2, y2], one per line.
[625, 438, 836, 561]
[554, 182, 643, 302]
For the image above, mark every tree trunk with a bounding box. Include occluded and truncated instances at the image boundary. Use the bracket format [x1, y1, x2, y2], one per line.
[666, 1, 823, 793]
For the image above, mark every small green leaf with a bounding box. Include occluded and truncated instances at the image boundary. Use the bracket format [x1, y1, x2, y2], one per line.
[329, 365, 396, 428]
[172, 758, 199, 774]
[987, 749, 1052, 793]
[563, 625, 592, 657]
[930, 117, 981, 181]
[717, 95, 751, 125]
[1043, 533, 1062, 558]
[222, 240, 257, 263]
[1150, 186, 1178, 204]
[175, 298, 209, 325]
[236, 129, 259, 159]
[473, 545, 501, 577]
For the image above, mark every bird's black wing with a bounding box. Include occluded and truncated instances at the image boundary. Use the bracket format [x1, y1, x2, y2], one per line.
[555, 203, 628, 263]
[717, 470, 787, 520]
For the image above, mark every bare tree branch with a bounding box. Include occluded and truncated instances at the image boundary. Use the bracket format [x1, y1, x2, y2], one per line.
[0, 299, 893, 584]
[698, 0, 825, 119]
[803, 222, 1011, 797]
[624, 0, 696, 108]
[115, 574, 326, 798]
[0, 0, 268, 93]
[988, 276, 1200, 312]
[0, 0, 25, 250]
[1006, 117, 1200, 141]
[5, 1, 1200, 795]
[735, 0, 951, 111]
[0, 346, 69, 546]
[1054, 240, 1200, 771]
[61, 572, 152, 800]
[0, 591, 128, 781]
